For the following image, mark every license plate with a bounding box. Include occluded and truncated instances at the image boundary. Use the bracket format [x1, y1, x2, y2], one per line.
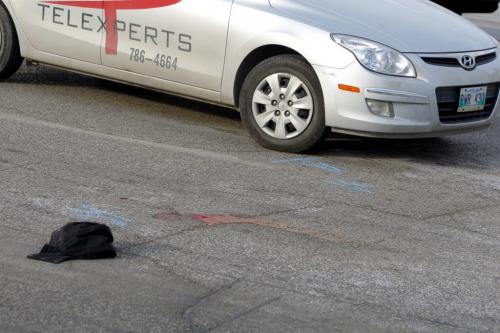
[458, 86, 487, 113]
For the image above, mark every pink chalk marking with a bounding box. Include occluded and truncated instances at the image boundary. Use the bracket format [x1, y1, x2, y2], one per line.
[151, 211, 268, 227]
[192, 214, 267, 227]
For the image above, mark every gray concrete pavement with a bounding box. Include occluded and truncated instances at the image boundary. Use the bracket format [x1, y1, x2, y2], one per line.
[1, 62, 500, 333]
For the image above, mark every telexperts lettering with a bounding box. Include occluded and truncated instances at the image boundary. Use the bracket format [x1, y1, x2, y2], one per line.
[38, 0, 192, 54]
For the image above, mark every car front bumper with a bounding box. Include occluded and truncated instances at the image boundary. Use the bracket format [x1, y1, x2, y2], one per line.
[314, 49, 500, 138]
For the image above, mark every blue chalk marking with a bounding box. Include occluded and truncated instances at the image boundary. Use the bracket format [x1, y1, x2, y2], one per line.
[67, 203, 130, 228]
[330, 179, 374, 193]
[272, 157, 342, 174]
[301, 161, 342, 174]
[272, 158, 372, 193]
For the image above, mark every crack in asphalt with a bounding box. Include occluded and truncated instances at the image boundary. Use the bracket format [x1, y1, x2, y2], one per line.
[205, 296, 282, 332]
[254, 201, 330, 219]
[439, 215, 500, 242]
[43, 241, 491, 333]
[120, 225, 206, 251]
[181, 277, 244, 333]
[118, 251, 221, 289]
[421, 202, 500, 220]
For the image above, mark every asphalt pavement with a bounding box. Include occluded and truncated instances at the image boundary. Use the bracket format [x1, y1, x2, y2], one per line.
[1, 30, 500, 333]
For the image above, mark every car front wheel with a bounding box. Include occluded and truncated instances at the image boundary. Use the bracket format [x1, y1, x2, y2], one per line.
[240, 55, 325, 153]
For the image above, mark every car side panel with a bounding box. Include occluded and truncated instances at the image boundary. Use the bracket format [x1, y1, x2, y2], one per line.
[9, 0, 103, 64]
[100, 0, 233, 92]
[1, 0, 226, 105]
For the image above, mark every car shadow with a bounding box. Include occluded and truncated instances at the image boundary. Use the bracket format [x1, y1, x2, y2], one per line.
[99, 79, 242, 122]
[7, 64, 242, 122]
[317, 132, 499, 170]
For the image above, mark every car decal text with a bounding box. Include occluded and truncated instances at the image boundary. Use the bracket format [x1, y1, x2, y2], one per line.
[37, 0, 191, 55]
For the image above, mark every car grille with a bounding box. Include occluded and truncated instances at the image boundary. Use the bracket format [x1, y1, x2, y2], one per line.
[436, 83, 499, 124]
[476, 52, 497, 65]
[422, 52, 497, 67]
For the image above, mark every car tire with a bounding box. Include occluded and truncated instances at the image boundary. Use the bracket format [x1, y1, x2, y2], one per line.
[240, 55, 325, 153]
[0, 5, 23, 80]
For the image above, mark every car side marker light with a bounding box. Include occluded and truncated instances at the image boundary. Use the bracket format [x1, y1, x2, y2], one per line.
[338, 84, 361, 93]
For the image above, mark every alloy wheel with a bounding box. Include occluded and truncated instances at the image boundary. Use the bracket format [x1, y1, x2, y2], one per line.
[252, 73, 314, 140]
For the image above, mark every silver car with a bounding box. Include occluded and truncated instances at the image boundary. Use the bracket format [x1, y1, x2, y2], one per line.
[1, 0, 499, 152]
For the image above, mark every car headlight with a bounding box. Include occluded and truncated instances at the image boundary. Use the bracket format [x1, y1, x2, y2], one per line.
[331, 34, 417, 78]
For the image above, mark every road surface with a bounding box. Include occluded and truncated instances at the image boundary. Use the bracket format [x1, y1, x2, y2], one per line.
[1, 18, 500, 333]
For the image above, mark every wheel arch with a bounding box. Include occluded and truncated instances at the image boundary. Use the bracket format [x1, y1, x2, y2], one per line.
[0, 1, 17, 33]
[232, 44, 313, 108]
[0, 0, 31, 57]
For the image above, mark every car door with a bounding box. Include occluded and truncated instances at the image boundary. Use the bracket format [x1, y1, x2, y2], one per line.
[100, 0, 233, 91]
[10, 1, 103, 64]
